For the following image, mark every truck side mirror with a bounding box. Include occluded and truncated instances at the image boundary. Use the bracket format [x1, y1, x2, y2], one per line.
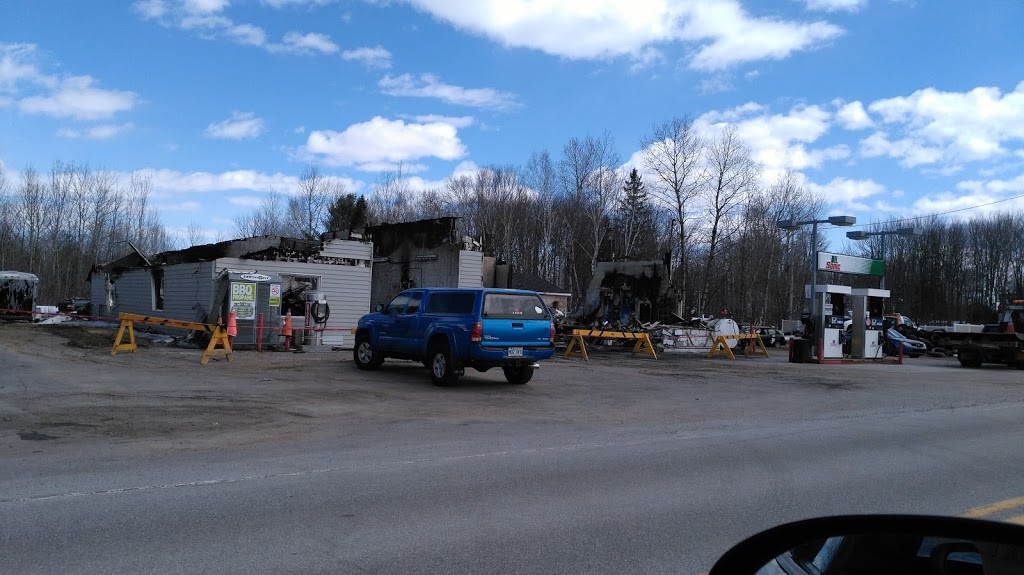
[375, 303, 384, 312]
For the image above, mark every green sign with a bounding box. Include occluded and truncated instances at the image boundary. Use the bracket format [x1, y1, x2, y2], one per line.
[817, 251, 885, 277]
[230, 281, 257, 320]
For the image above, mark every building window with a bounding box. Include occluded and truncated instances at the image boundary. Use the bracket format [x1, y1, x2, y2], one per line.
[152, 268, 165, 311]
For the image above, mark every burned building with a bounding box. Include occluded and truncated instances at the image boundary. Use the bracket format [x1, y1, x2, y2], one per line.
[366, 217, 484, 308]
[573, 260, 677, 328]
[90, 234, 372, 348]
[0, 271, 39, 320]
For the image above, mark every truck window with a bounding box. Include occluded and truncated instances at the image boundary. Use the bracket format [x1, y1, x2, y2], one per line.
[406, 292, 423, 314]
[482, 293, 550, 320]
[424, 292, 476, 314]
[385, 293, 410, 314]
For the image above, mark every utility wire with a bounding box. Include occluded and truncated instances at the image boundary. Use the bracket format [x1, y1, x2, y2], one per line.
[845, 192, 1024, 229]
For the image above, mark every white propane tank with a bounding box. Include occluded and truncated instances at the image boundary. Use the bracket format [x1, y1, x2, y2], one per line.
[708, 318, 740, 348]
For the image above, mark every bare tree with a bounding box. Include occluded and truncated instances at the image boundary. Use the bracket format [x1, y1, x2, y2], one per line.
[367, 164, 416, 224]
[699, 125, 760, 310]
[287, 164, 339, 240]
[641, 117, 705, 308]
[234, 190, 287, 237]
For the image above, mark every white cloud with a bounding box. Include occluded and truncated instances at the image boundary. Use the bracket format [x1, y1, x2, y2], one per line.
[159, 200, 203, 212]
[133, 1, 339, 56]
[957, 173, 1024, 195]
[835, 100, 874, 130]
[204, 111, 265, 139]
[227, 196, 265, 207]
[697, 75, 733, 94]
[133, 0, 169, 20]
[0, 43, 47, 93]
[341, 46, 392, 69]
[805, 177, 887, 211]
[404, 0, 843, 70]
[184, 0, 229, 14]
[269, 31, 338, 54]
[411, 114, 474, 128]
[19, 75, 138, 120]
[262, 0, 333, 7]
[696, 103, 847, 182]
[225, 23, 268, 46]
[863, 82, 1024, 168]
[136, 168, 362, 197]
[56, 123, 135, 140]
[400, 160, 481, 193]
[860, 130, 944, 167]
[301, 116, 466, 169]
[379, 73, 518, 110]
[804, 0, 868, 12]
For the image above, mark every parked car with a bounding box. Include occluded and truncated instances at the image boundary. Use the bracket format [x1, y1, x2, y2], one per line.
[58, 297, 90, 315]
[885, 327, 927, 358]
[353, 288, 556, 386]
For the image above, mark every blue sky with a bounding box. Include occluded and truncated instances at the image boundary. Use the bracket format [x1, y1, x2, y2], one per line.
[2, 0, 1023, 247]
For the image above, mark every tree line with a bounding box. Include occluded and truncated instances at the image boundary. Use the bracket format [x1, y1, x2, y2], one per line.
[2, 117, 1023, 325]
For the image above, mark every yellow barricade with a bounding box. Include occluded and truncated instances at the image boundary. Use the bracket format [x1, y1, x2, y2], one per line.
[564, 329, 657, 361]
[112, 313, 233, 365]
[707, 333, 769, 359]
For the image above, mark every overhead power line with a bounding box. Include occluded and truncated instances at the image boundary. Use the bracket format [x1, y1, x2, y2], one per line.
[846, 191, 1024, 229]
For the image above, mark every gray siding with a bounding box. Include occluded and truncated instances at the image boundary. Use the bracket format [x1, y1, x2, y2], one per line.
[320, 239, 373, 260]
[90, 273, 108, 316]
[214, 258, 371, 344]
[458, 251, 483, 288]
[161, 262, 216, 322]
[97, 262, 215, 323]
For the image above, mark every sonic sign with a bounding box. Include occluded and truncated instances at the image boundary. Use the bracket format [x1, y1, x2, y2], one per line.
[816, 251, 885, 277]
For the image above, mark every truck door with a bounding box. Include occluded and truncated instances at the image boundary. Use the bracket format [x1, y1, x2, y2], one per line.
[393, 291, 424, 355]
[377, 292, 410, 352]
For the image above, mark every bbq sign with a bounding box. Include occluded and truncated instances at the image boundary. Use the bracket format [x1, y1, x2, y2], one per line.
[816, 251, 886, 277]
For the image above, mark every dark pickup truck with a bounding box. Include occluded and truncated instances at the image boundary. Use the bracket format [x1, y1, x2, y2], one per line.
[353, 288, 556, 386]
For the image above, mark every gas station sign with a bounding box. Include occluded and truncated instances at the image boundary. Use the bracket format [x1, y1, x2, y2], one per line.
[817, 251, 885, 277]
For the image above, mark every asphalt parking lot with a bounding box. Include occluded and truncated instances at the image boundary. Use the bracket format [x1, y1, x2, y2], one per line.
[3, 321, 1024, 575]
[2, 321, 1021, 455]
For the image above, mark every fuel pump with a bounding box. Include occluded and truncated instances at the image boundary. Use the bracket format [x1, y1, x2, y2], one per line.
[851, 288, 889, 359]
[814, 285, 852, 360]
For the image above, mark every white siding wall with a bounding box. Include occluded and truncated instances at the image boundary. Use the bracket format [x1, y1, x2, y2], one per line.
[213, 258, 371, 342]
[458, 250, 483, 288]
[320, 239, 373, 260]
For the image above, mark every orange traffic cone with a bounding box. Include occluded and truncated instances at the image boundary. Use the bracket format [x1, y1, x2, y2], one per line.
[227, 309, 237, 345]
[282, 310, 293, 351]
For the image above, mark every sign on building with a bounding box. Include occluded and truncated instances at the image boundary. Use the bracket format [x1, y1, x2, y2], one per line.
[230, 282, 257, 320]
[816, 251, 885, 277]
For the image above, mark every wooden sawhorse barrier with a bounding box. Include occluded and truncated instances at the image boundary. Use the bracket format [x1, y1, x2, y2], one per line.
[112, 313, 233, 365]
[707, 333, 769, 359]
[564, 329, 658, 361]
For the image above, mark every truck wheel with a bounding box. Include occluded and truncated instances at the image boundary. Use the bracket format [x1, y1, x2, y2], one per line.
[353, 334, 383, 370]
[958, 351, 982, 368]
[428, 343, 458, 387]
[502, 365, 534, 385]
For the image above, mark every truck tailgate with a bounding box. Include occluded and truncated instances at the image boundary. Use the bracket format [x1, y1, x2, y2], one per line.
[481, 318, 551, 348]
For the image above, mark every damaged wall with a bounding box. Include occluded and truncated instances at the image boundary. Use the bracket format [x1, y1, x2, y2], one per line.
[367, 218, 482, 307]
[0, 271, 39, 319]
[574, 261, 674, 326]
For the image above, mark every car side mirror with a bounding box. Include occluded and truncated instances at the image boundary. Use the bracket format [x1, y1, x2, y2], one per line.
[708, 515, 1024, 575]
[375, 303, 384, 313]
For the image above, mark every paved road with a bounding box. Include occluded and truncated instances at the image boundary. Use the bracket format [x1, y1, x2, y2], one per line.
[4, 398, 1024, 574]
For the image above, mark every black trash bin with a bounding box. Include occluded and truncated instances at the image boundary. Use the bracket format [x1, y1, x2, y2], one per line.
[789, 338, 812, 363]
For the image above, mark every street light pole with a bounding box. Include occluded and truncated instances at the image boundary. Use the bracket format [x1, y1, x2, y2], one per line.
[846, 227, 923, 292]
[810, 220, 819, 315]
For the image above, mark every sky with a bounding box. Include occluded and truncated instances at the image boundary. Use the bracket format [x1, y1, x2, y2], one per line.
[2, 0, 1023, 247]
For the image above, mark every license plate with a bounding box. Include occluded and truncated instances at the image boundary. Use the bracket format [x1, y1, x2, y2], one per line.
[506, 347, 523, 358]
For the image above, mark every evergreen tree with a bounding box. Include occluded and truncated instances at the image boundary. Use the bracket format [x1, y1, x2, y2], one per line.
[617, 168, 650, 258]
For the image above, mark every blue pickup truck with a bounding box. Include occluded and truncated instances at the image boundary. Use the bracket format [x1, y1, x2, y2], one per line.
[353, 288, 556, 386]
